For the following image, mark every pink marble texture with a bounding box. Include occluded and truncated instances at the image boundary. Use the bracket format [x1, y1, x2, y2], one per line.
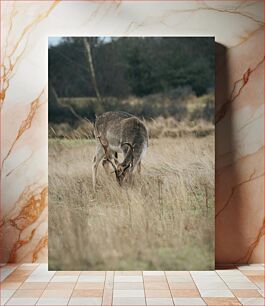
[0, 1, 264, 263]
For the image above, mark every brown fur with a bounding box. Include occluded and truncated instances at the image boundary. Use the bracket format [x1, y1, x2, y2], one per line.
[92, 111, 148, 191]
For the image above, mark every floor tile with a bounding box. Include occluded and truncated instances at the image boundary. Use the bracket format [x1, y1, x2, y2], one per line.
[12, 289, 43, 298]
[50, 275, 78, 282]
[114, 276, 143, 283]
[166, 276, 193, 283]
[247, 275, 264, 283]
[232, 289, 262, 298]
[255, 282, 264, 290]
[190, 271, 217, 277]
[1, 297, 10, 305]
[199, 289, 234, 297]
[173, 297, 206, 305]
[144, 276, 167, 283]
[225, 282, 258, 289]
[115, 271, 142, 276]
[80, 271, 106, 275]
[203, 297, 241, 305]
[145, 290, 172, 298]
[113, 289, 145, 297]
[0, 290, 15, 305]
[19, 264, 38, 270]
[72, 289, 103, 297]
[29, 271, 55, 278]
[105, 271, 115, 279]
[40, 289, 72, 298]
[170, 289, 200, 297]
[238, 297, 265, 305]
[102, 289, 112, 306]
[104, 281, 114, 290]
[19, 282, 48, 290]
[55, 271, 80, 276]
[44, 281, 75, 290]
[3, 275, 28, 283]
[78, 275, 105, 282]
[0, 289, 15, 298]
[1, 264, 264, 306]
[241, 270, 264, 276]
[165, 271, 190, 276]
[38, 264, 49, 269]
[6, 297, 38, 305]
[25, 276, 54, 283]
[9, 269, 32, 276]
[143, 271, 165, 276]
[192, 275, 223, 281]
[144, 282, 169, 290]
[146, 297, 174, 305]
[219, 275, 251, 282]
[237, 264, 264, 271]
[114, 282, 144, 290]
[215, 264, 236, 269]
[0, 282, 22, 290]
[68, 297, 102, 305]
[195, 282, 228, 290]
[112, 296, 146, 305]
[258, 290, 264, 297]
[37, 298, 69, 305]
[104, 272, 114, 289]
[30, 269, 54, 276]
[216, 269, 245, 276]
[75, 282, 104, 290]
[168, 282, 197, 289]
[0, 266, 18, 281]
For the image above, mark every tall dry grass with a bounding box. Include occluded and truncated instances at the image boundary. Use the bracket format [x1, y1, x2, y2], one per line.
[49, 117, 214, 140]
[48, 125, 214, 271]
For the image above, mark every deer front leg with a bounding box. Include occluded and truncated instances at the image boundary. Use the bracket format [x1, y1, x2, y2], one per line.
[92, 145, 105, 192]
[137, 160, 141, 175]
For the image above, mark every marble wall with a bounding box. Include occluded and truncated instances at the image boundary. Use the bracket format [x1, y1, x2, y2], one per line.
[0, 1, 264, 264]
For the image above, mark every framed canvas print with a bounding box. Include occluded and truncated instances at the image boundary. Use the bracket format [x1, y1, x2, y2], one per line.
[48, 37, 215, 271]
[1, 1, 263, 305]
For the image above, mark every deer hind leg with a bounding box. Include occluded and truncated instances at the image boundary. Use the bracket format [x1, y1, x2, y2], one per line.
[92, 145, 105, 192]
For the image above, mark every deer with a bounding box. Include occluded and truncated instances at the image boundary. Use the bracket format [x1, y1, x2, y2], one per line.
[92, 111, 148, 192]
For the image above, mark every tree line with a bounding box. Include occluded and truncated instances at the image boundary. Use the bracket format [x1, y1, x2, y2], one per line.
[48, 37, 214, 123]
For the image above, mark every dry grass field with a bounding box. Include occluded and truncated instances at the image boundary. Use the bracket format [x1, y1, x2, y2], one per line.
[48, 119, 214, 271]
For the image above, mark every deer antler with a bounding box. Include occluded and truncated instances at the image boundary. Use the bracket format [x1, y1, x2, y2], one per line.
[97, 134, 119, 176]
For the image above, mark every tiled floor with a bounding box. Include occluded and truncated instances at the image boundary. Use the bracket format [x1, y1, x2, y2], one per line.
[0, 264, 264, 305]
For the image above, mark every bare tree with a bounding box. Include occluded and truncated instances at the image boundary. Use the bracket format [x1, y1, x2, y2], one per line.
[49, 81, 82, 121]
[83, 38, 103, 112]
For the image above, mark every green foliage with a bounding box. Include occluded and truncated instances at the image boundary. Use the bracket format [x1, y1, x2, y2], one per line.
[49, 37, 214, 99]
[49, 37, 215, 123]
[52, 91, 214, 124]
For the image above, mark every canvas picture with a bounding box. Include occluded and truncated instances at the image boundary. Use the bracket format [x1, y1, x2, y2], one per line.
[48, 37, 215, 270]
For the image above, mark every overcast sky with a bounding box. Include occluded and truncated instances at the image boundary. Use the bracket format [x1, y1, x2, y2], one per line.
[48, 36, 113, 47]
[48, 37, 63, 46]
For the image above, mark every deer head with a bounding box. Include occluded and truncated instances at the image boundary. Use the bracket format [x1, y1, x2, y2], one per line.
[97, 135, 134, 185]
